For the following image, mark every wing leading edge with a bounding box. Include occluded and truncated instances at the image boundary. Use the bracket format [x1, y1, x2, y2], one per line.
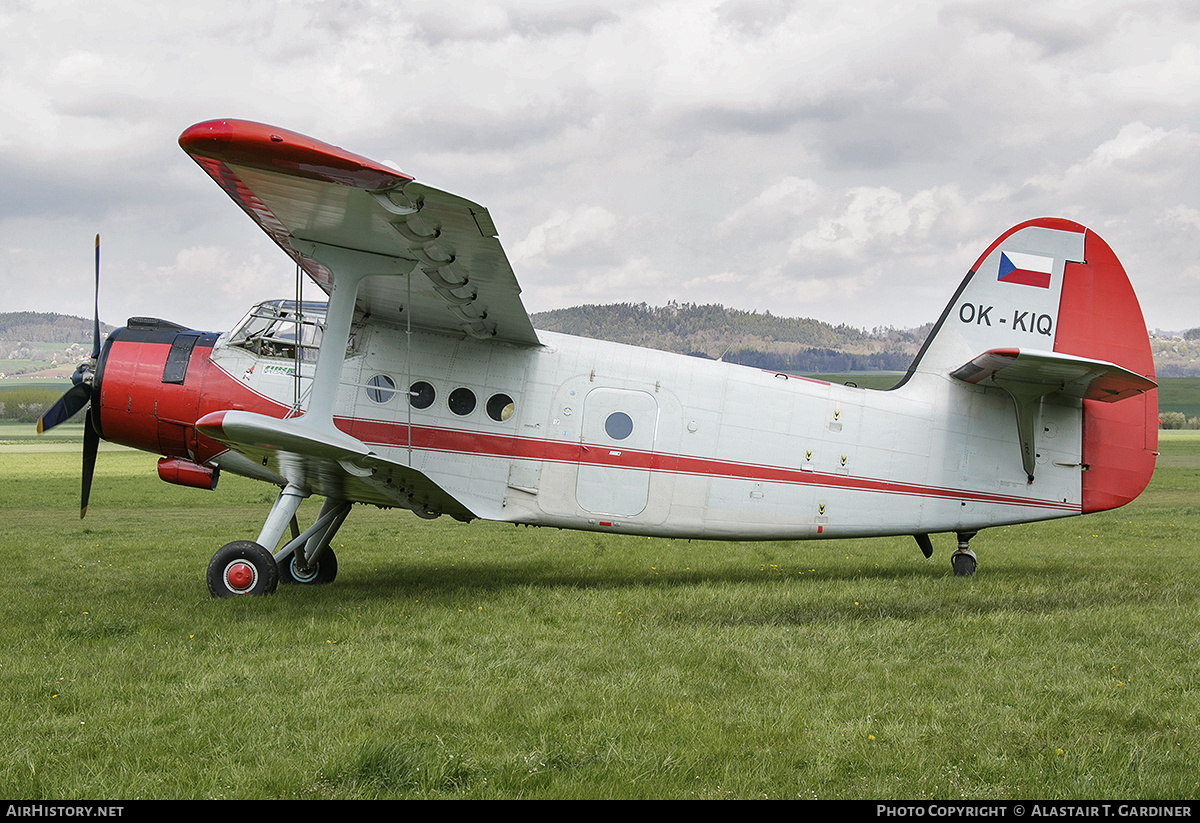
[179, 119, 541, 347]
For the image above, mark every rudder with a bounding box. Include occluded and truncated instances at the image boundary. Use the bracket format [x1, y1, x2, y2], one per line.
[1055, 228, 1157, 512]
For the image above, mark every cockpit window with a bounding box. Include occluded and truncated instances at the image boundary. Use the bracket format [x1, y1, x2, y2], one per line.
[228, 300, 341, 361]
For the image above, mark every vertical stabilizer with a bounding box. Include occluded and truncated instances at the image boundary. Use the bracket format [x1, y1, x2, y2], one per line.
[904, 218, 1157, 511]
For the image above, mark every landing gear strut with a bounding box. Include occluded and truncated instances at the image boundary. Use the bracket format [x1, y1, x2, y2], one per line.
[951, 531, 977, 576]
[207, 484, 350, 597]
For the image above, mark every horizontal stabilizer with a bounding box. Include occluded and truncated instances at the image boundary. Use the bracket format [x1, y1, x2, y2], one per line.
[950, 348, 1156, 402]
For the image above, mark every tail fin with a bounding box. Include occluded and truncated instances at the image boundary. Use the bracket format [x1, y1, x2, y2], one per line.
[904, 218, 1158, 511]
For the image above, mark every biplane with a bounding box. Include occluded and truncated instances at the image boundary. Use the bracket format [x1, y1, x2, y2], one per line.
[38, 119, 1158, 596]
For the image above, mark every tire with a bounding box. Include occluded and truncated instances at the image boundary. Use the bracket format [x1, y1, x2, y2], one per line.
[207, 541, 279, 597]
[278, 546, 338, 585]
[951, 549, 977, 577]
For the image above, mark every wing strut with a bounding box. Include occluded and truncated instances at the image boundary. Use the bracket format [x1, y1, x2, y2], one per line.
[291, 240, 411, 430]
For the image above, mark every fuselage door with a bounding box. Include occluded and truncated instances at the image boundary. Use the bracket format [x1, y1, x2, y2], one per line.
[576, 388, 659, 517]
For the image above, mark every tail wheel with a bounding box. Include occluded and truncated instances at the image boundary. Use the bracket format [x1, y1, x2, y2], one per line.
[207, 541, 279, 597]
[278, 546, 338, 585]
[951, 549, 977, 577]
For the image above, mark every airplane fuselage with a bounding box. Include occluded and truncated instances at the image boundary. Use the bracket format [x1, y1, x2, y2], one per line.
[95, 308, 1088, 543]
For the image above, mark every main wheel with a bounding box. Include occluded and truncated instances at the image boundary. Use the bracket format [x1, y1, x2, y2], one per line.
[278, 546, 338, 585]
[207, 541, 279, 597]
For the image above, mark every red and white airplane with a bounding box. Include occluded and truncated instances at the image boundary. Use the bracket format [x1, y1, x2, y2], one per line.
[38, 119, 1159, 596]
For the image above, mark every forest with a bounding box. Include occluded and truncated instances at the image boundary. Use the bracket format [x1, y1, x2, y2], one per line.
[531, 301, 929, 373]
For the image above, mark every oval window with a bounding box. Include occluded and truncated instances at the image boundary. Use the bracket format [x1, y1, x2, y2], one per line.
[486, 393, 515, 422]
[366, 374, 396, 404]
[448, 387, 477, 416]
[604, 411, 634, 440]
[408, 380, 435, 409]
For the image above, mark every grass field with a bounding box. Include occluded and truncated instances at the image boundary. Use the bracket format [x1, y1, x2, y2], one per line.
[1156, 378, 1200, 420]
[1, 431, 1198, 799]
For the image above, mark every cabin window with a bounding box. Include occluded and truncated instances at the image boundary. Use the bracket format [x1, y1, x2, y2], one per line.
[448, 387, 476, 416]
[408, 381, 436, 409]
[366, 374, 396, 404]
[486, 393, 515, 422]
[604, 411, 634, 440]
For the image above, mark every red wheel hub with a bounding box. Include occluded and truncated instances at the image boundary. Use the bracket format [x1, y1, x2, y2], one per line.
[226, 562, 255, 590]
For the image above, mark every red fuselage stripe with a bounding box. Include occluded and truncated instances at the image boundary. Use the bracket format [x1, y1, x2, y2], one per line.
[338, 416, 1080, 514]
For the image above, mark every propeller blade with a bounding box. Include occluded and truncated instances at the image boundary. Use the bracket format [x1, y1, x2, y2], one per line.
[81, 410, 99, 519]
[91, 234, 101, 359]
[38, 233, 106, 516]
[36, 382, 91, 434]
[81, 235, 102, 517]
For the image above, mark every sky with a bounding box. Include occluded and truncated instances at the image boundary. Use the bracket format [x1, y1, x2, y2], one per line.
[2, 0, 1199, 335]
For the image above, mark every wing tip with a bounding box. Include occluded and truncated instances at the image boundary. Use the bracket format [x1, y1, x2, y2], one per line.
[179, 119, 413, 190]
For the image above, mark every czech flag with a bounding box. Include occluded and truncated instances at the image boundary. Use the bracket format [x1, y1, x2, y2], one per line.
[997, 250, 1053, 288]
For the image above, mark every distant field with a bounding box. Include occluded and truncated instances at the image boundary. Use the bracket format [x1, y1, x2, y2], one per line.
[1157, 377, 1200, 419]
[0, 381, 78, 425]
[1, 429, 1197, 799]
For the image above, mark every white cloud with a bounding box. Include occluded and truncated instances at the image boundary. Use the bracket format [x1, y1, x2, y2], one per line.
[510, 204, 619, 264]
[1, 0, 1199, 333]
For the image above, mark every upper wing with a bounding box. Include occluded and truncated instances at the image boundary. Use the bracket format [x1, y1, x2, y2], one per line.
[179, 119, 541, 347]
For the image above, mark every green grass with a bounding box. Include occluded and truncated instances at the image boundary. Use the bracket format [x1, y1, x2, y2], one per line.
[1, 434, 1198, 799]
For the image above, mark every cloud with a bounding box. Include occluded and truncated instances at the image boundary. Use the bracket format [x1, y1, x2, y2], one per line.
[510, 204, 620, 264]
[1, 0, 1199, 334]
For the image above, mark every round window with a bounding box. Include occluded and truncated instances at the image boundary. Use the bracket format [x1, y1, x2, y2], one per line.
[366, 374, 396, 404]
[448, 387, 477, 416]
[408, 380, 435, 409]
[604, 411, 634, 440]
[486, 393, 515, 422]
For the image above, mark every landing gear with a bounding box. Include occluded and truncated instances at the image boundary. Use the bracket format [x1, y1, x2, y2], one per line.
[206, 484, 351, 597]
[278, 545, 338, 585]
[207, 540, 280, 597]
[951, 531, 978, 576]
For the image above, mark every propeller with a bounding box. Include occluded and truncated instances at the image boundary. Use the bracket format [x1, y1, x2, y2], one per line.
[37, 234, 103, 518]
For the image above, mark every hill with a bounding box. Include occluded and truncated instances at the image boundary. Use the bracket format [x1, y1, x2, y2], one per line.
[534, 302, 1200, 377]
[532, 302, 929, 374]
[0, 312, 115, 378]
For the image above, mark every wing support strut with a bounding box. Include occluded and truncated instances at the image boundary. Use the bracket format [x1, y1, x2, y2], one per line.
[290, 239, 412, 429]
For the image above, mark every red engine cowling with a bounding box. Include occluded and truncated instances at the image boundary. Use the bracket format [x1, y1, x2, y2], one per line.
[93, 317, 285, 479]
